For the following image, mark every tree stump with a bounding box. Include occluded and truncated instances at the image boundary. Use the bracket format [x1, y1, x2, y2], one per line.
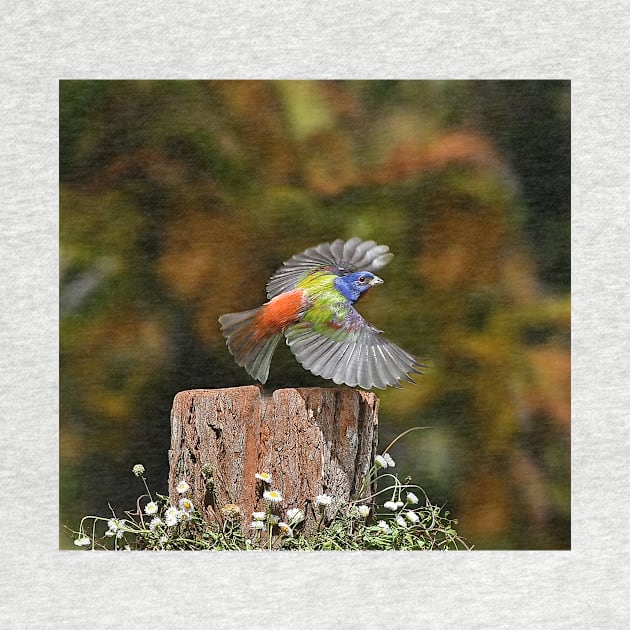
[168, 386, 379, 533]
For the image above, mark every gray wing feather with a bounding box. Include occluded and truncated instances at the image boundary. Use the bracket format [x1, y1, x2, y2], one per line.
[285, 309, 423, 390]
[267, 238, 395, 299]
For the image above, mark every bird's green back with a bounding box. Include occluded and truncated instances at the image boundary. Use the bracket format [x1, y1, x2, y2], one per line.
[295, 271, 353, 336]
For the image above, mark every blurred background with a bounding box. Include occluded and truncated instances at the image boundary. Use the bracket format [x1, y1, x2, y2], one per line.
[60, 80, 570, 550]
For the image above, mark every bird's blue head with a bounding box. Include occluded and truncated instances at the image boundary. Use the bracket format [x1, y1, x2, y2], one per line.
[334, 271, 383, 303]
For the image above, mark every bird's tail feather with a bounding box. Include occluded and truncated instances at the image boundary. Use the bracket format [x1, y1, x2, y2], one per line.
[218, 308, 282, 384]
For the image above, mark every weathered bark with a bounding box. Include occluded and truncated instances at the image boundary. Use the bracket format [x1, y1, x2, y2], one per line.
[168, 386, 379, 532]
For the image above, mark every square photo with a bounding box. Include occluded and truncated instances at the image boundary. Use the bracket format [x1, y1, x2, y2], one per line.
[60, 80, 570, 550]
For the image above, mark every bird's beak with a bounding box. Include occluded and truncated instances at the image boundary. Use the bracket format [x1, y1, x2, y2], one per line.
[369, 275, 384, 286]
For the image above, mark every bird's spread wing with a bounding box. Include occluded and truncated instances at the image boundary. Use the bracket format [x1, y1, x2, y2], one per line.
[266, 237, 394, 299]
[285, 306, 423, 389]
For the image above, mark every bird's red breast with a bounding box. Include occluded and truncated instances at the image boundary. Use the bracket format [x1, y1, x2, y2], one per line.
[252, 289, 305, 340]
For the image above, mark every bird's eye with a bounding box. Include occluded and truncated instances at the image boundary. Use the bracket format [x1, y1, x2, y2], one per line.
[357, 275, 366, 284]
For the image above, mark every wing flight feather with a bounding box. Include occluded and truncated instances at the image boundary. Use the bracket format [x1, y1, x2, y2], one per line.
[267, 238, 394, 299]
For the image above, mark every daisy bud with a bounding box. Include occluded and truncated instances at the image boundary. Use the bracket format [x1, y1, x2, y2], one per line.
[164, 507, 180, 526]
[375, 455, 388, 469]
[315, 494, 333, 507]
[221, 504, 241, 520]
[358, 505, 370, 518]
[383, 453, 395, 468]
[406, 492, 419, 505]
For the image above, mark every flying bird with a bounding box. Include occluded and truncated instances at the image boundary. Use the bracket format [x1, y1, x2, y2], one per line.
[218, 237, 422, 389]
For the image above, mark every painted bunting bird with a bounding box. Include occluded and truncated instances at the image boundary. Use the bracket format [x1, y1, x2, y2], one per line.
[218, 237, 422, 389]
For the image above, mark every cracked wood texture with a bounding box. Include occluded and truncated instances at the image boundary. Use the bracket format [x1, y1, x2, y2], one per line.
[168, 386, 379, 532]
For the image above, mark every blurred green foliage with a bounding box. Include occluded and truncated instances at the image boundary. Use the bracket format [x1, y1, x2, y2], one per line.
[60, 80, 570, 549]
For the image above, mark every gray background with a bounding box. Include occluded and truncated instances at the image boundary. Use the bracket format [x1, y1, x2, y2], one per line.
[2, 1, 628, 627]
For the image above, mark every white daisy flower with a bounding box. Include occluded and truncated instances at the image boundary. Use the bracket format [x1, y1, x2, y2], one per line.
[252, 511, 266, 521]
[383, 453, 395, 468]
[395, 515, 407, 528]
[255, 472, 272, 484]
[375, 454, 388, 469]
[250, 520, 265, 530]
[406, 492, 419, 505]
[278, 522, 293, 536]
[179, 497, 194, 513]
[376, 520, 391, 533]
[144, 501, 159, 516]
[383, 500, 399, 511]
[286, 507, 305, 524]
[267, 514, 280, 525]
[405, 510, 420, 524]
[106, 518, 125, 538]
[315, 494, 332, 507]
[263, 489, 283, 503]
[164, 506, 180, 526]
[149, 517, 163, 531]
[74, 536, 90, 547]
[358, 505, 370, 518]
[176, 479, 190, 494]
